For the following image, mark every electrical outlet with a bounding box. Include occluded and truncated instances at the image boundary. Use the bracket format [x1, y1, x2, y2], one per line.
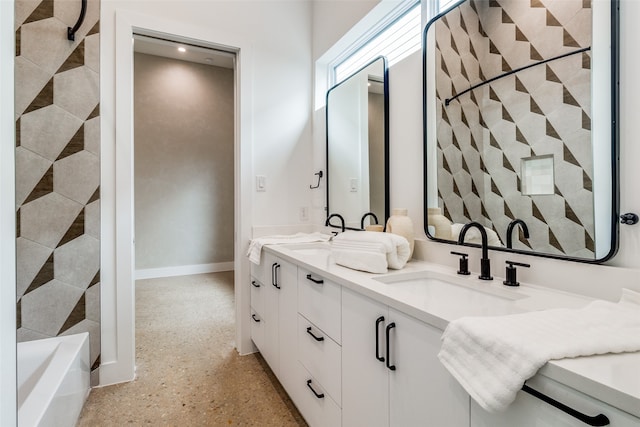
[300, 207, 309, 222]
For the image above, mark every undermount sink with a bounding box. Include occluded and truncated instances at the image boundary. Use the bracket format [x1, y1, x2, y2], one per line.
[373, 270, 527, 308]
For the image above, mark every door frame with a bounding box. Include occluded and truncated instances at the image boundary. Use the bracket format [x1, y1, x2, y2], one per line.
[100, 9, 254, 385]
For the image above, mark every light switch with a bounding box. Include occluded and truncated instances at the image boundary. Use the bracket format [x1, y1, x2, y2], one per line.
[256, 175, 266, 192]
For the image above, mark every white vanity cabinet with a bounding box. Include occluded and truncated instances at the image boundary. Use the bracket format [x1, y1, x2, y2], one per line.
[341, 288, 469, 427]
[470, 375, 640, 427]
[250, 252, 298, 396]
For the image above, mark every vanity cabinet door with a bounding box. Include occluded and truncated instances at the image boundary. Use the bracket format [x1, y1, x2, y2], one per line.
[388, 308, 469, 427]
[471, 375, 639, 427]
[342, 288, 390, 427]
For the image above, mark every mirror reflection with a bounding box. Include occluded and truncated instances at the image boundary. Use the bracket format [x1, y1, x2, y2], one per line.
[424, 0, 618, 261]
[327, 56, 389, 230]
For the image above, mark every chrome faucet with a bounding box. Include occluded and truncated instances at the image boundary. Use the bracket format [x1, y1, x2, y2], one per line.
[457, 222, 492, 280]
[506, 219, 529, 249]
[360, 212, 379, 230]
[325, 213, 346, 233]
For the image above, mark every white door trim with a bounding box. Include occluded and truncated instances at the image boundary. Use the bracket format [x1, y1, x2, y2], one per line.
[101, 9, 254, 386]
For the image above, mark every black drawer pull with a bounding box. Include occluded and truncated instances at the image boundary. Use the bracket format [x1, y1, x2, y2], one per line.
[251, 314, 261, 323]
[306, 274, 324, 284]
[306, 327, 324, 342]
[375, 316, 385, 362]
[521, 384, 610, 426]
[385, 322, 396, 371]
[306, 379, 324, 399]
[272, 263, 281, 289]
[251, 280, 260, 288]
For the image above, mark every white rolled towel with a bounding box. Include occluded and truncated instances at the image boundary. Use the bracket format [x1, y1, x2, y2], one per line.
[332, 231, 410, 273]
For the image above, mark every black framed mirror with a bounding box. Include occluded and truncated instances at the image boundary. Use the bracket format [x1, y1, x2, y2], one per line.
[423, 0, 619, 262]
[326, 56, 389, 230]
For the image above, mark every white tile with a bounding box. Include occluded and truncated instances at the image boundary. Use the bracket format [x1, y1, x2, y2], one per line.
[54, 66, 99, 120]
[21, 279, 84, 336]
[15, 146, 52, 207]
[84, 116, 100, 157]
[20, 104, 83, 161]
[20, 192, 83, 249]
[85, 33, 100, 73]
[14, 56, 51, 118]
[20, 17, 75, 75]
[54, 150, 99, 204]
[54, 235, 100, 290]
[85, 199, 100, 239]
[85, 283, 100, 323]
[16, 237, 53, 299]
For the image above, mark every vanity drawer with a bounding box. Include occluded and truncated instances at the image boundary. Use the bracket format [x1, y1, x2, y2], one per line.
[298, 314, 341, 404]
[250, 277, 264, 316]
[295, 361, 341, 427]
[298, 268, 342, 343]
[250, 309, 265, 351]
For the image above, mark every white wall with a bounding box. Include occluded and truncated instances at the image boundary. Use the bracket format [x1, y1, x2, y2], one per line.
[0, 0, 16, 423]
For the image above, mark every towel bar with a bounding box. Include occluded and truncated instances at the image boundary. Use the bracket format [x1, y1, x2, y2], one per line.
[521, 384, 610, 426]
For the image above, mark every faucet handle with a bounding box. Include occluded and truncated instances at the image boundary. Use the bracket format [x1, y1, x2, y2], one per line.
[503, 260, 530, 287]
[451, 251, 470, 276]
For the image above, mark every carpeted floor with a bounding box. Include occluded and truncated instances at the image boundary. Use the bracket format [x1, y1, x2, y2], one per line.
[77, 272, 307, 426]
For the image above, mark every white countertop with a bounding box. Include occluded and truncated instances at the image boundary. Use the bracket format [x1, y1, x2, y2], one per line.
[261, 242, 640, 418]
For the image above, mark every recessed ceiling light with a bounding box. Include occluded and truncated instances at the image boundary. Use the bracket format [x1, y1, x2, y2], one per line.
[178, 47, 186, 53]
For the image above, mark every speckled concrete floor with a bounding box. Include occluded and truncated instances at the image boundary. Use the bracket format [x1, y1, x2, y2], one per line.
[77, 272, 307, 426]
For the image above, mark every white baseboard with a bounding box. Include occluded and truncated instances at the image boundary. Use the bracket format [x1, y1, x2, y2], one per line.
[135, 262, 234, 280]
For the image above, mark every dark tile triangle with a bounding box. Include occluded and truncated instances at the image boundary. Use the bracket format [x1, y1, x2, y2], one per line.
[563, 145, 581, 167]
[442, 154, 452, 174]
[563, 29, 580, 48]
[502, 106, 514, 122]
[504, 201, 515, 219]
[24, 0, 54, 24]
[490, 132, 501, 149]
[89, 270, 100, 287]
[502, 154, 516, 173]
[490, 40, 500, 55]
[91, 356, 101, 372]
[502, 58, 512, 73]
[24, 78, 53, 114]
[490, 87, 501, 102]
[582, 52, 591, 70]
[16, 208, 21, 238]
[585, 230, 595, 252]
[491, 178, 503, 197]
[470, 133, 480, 152]
[531, 0, 544, 8]
[519, 229, 533, 248]
[463, 203, 471, 221]
[583, 0, 591, 9]
[548, 228, 565, 252]
[460, 12, 468, 33]
[515, 77, 528, 94]
[563, 86, 580, 107]
[57, 124, 84, 161]
[481, 202, 490, 219]
[470, 0, 478, 14]
[453, 178, 461, 197]
[442, 105, 451, 126]
[58, 294, 85, 334]
[58, 208, 85, 247]
[517, 175, 522, 192]
[24, 253, 53, 295]
[57, 40, 85, 74]
[479, 66, 486, 82]
[530, 97, 544, 115]
[565, 201, 584, 226]
[546, 119, 561, 140]
[583, 170, 593, 191]
[480, 157, 488, 174]
[582, 110, 591, 131]
[452, 133, 460, 149]
[472, 179, 480, 197]
[16, 27, 21, 57]
[530, 44, 543, 61]
[515, 26, 528, 42]
[489, 0, 500, 7]
[532, 201, 546, 222]
[502, 10, 514, 24]
[462, 155, 470, 174]
[516, 126, 530, 145]
[546, 65, 561, 83]
[461, 60, 469, 81]
[87, 21, 100, 37]
[88, 187, 100, 204]
[546, 10, 562, 27]
[23, 165, 53, 205]
[469, 41, 478, 61]
[16, 118, 21, 147]
[17, 299, 21, 329]
[450, 34, 459, 54]
[461, 109, 469, 127]
[441, 15, 450, 30]
[470, 91, 479, 107]
[554, 185, 564, 197]
[441, 55, 451, 77]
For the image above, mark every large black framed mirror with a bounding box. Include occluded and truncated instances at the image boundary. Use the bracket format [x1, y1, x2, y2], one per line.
[423, 0, 619, 262]
[326, 56, 389, 230]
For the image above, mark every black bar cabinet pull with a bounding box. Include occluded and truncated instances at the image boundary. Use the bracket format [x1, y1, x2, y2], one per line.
[272, 263, 281, 289]
[67, 0, 87, 41]
[306, 327, 324, 342]
[251, 314, 260, 323]
[521, 384, 610, 426]
[251, 280, 260, 288]
[306, 379, 324, 399]
[375, 316, 385, 362]
[385, 322, 396, 371]
[306, 274, 324, 284]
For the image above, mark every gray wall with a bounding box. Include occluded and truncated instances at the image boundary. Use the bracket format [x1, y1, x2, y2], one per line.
[134, 53, 234, 270]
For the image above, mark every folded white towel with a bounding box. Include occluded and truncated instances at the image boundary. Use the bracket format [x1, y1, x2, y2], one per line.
[246, 232, 330, 264]
[331, 231, 410, 272]
[438, 289, 640, 413]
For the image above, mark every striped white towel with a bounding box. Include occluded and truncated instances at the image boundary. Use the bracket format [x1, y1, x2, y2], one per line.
[246, 232, 330, 264]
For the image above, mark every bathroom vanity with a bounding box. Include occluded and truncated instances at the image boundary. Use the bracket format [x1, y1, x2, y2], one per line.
[250, 243, 640, 427]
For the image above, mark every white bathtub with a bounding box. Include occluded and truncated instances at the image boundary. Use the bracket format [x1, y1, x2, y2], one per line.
[18, 333, 91, 427]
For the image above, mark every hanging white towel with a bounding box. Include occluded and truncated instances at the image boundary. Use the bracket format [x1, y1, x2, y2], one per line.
[438, 289, 640, 413]
[331, 230, 410, 273]
[246, 232, 330, 264]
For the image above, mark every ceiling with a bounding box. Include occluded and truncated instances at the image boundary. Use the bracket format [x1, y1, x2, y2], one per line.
[133, 35, 235, 69]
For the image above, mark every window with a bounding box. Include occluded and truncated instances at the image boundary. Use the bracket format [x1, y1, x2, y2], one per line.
[334, 1, 422, 84]
[438, 0, 459, 13]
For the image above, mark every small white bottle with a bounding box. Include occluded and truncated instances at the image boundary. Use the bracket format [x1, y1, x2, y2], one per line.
[386, 208, 415, 257]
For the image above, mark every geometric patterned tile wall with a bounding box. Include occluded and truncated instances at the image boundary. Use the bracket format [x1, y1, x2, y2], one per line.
[15, 0, 101, 375]
[434, 0, 594, 258]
